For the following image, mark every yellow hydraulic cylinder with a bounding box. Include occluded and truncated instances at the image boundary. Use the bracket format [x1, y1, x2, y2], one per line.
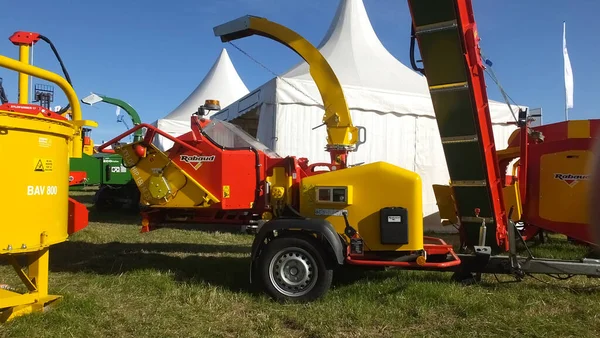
[18, 45, 29, 104]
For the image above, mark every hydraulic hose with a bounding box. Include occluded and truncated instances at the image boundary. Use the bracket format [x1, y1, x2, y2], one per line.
[0, 77, 7, 104]
[409, 25, 425, 76]
[38, 34, 73, 115]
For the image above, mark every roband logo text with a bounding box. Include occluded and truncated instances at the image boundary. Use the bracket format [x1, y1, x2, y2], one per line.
[180, 154, 216, 170]
[554, 173, 590, 187]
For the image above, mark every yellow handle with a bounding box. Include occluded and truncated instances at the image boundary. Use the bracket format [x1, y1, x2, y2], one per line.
[512, 159, 521, 177]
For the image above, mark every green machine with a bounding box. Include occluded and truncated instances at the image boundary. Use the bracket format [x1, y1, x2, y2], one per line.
[69, 93, 142, 211]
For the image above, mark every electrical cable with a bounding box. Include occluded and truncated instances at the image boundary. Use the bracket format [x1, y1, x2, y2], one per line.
[524, 272, 600, 292]
[227, 41, 333, 114]
[479, 50, 520, 123]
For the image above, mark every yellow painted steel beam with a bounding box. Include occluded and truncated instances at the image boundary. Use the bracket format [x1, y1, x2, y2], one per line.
[213, 15, 360, 149]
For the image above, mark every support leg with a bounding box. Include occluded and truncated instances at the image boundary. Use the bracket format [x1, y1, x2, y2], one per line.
[0, 248, 61, 323]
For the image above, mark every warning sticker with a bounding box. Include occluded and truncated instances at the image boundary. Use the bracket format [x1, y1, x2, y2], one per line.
[223, 185, 230, 199]
[315, 208, 346, 217]
[38, 137, 52, 148]
[34, 159, 53, 172]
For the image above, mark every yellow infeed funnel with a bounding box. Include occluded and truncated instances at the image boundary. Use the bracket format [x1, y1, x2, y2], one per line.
[116, 141, 220, 208]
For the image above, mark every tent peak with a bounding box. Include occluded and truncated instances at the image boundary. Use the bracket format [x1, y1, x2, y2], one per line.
[218, 47, 229, 58]
[162, 47, 249, 121]
[283, 0, 429, 94]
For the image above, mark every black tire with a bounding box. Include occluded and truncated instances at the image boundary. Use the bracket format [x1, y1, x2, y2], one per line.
[93, 186, 113, 212]
[256, 235, 334, 303]
[121, 184, 141, 211]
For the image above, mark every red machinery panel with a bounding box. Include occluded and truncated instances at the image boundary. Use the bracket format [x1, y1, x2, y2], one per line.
[170, 130, 265, 210]
[506, 119, 600, 244]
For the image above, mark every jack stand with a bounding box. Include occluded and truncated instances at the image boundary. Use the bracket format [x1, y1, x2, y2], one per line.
[451, 246, 490, 285]
[507, 220, 525, 280]
[505, 206, 527, 280]
[0, 248, 61, 323]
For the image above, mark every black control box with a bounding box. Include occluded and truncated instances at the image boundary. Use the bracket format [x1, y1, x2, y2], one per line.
[380, 207, 409, 245]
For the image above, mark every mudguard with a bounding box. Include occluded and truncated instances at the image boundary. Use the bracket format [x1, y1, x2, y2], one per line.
[249, 217, 346, 283]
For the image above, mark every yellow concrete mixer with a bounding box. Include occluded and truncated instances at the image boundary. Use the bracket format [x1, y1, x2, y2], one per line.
[0, 34, 97, 322]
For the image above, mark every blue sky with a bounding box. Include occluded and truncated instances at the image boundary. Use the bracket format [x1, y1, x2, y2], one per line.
[0, 0, 597, 142]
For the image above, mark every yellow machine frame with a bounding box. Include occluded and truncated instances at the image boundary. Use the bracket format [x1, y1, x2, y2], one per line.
[0, 46, 96, 322]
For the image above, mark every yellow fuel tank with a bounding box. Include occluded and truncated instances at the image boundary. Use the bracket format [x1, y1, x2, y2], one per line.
[0, 110, 78, 254]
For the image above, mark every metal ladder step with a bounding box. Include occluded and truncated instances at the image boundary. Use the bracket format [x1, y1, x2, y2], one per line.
[461, 216, 493, 223]
[414, 20, 458, 35]
[441, 134, 479, 144]
[450, 180, 487, 187]
[429, 81, 469, 93]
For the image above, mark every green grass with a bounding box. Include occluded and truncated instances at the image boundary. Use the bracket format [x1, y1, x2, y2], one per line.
[2, 193, 600, 337]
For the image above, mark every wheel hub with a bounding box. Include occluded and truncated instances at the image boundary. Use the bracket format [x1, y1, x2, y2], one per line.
[269, 248, 318, 297]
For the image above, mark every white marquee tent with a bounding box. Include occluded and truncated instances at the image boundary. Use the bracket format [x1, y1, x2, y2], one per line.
[152, 48, 249, 151]
[212, 0, 525, 229]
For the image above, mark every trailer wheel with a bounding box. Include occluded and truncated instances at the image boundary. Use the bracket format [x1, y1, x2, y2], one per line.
[257, 235, 333, 303]
[93, 186, 114, 212]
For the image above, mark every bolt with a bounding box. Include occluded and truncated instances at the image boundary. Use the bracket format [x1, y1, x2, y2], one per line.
[7, 245, 12, 251]
[21, 244, 27, 249]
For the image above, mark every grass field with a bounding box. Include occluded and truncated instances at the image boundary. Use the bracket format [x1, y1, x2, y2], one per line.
[2, 192, 600, 337]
